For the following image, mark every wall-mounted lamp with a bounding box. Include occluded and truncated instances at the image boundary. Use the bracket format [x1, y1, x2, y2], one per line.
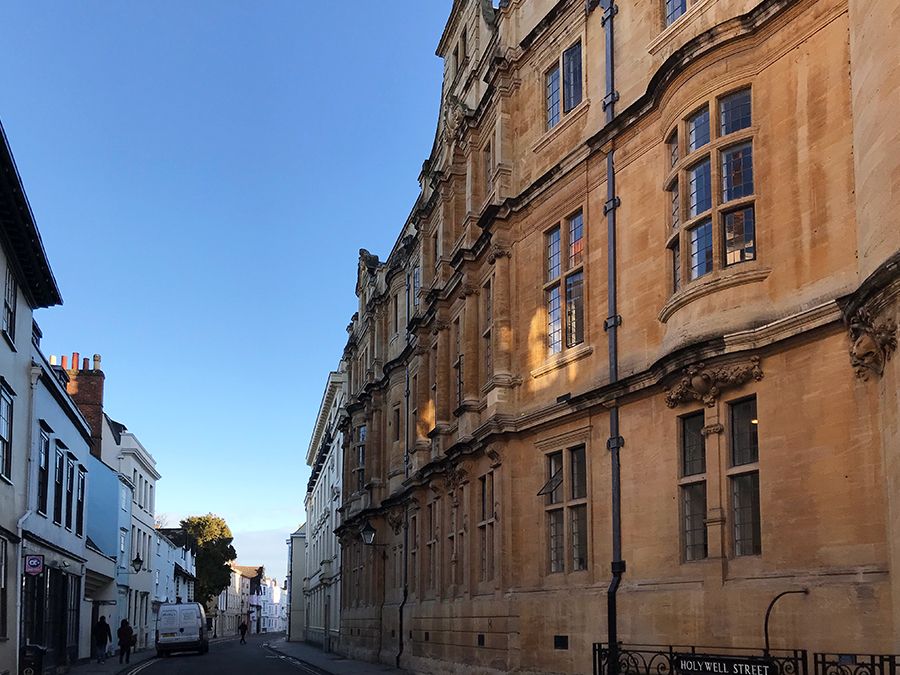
[360, 520, 387, 559]
[132, 555, 143, 573]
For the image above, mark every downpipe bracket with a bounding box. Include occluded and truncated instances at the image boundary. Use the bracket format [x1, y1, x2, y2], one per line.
[601, 4, 619, 26]
[603, 196, 621, 215]
[611, 560, 627, 575]
[602, 91, 620, 111]
[604, 315, 622, 331]
[606, 436, 625, 451]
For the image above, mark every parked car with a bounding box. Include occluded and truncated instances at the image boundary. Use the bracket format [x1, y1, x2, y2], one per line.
[155, 602, 208, 657]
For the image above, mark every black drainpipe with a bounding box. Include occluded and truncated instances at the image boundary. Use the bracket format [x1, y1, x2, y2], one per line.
[591, 0, 625, 671]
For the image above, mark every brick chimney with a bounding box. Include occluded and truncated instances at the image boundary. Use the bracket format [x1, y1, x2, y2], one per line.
[65, 353, 105, 459]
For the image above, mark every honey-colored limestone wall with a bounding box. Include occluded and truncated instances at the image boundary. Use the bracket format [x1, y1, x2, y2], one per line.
[333, 0, 900, 672]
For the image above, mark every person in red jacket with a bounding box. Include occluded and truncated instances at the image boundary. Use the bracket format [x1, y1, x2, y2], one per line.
[117, 619, 135, 664]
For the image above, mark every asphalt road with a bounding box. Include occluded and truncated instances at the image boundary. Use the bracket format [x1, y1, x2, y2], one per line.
[124, 633, 325, 675]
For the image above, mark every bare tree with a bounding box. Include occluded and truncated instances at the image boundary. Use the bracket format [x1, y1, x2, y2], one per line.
[154, 513, 170, 529]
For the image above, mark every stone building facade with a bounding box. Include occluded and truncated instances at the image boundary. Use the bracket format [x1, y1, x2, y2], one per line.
[304, 370, 346, 652]
[334, 0, 900, 674]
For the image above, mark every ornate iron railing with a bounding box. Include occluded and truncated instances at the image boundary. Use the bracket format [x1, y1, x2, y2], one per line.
[814, 654, 899, 675]
[593, 644, 808, 675]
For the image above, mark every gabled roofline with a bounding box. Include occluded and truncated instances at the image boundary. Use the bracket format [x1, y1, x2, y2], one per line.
[0, 120, 62, 309]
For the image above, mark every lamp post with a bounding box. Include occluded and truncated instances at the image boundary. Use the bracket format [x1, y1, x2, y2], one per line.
[763, 589, 809, 655]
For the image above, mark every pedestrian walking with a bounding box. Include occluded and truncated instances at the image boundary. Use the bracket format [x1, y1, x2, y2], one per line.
[239, 621, 248, 644]
[92, 616, 112, 663]
[117, 619, 135, 664]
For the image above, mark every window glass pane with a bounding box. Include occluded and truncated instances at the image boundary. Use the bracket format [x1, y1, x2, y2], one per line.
[721, 90, 752, 135]
[666, 0, 687, 26]
[484, 143, 492, 196]
[668, 130, 679, 167]
[547, 227, 561, 279]
[690, 220, 713, 280]
[682, 412, 706, 476]
[565, 272, 584, 348]
[548, 452, 563, 504]
[722, 143, 754, 201]
[0, 391, 10, 478]
[546, 66, 561, 130]
[670, 182, 680, 229]
[548, 286, 562, 354]
[568, 212, 584, 268]
[571, 505, 588, 571]
[731, 398, 759, 465]
[672, 242, 681, 293]
[689, 160, 712, 217]
[571, 446, 586, 499]
[683, 482, 708, 561]
[563, 43, 582, 113]
[724, 207, 756, 265]
[733, 472, 761, 556]
[689, 107, 710, 151]
[549, 510, 564, 573]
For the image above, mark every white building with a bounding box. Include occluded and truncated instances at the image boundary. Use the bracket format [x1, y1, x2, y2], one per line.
[19, 345, 92, 670]
[303, 369, 345, 651]
[111, 428, 160, 651]
[259, 577, 284, 633]
[0, 119, 64, 674]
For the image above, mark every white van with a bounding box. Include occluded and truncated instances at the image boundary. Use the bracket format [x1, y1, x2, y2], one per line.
[155, 602, 209, 657]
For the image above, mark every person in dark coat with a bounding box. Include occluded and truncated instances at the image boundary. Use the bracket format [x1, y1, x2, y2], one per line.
[239, 621, 248, 644]
[92, 616, 112, 663]
[117, 619, 135, 664]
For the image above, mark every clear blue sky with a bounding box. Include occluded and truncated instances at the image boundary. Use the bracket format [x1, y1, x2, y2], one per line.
[0, 2, 451, 584]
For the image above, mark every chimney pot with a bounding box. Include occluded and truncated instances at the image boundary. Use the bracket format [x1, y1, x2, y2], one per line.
[82, 358, 89, 370]
[61, 355, 68, 369]
[50, 355, 57, 366]
[73, 352, 79, 369]
[93, 354, 101, 370]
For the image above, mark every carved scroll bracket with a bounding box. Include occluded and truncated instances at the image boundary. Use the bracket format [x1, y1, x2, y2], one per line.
[848, 307, 897, 380]
[665, 357, 764, 408]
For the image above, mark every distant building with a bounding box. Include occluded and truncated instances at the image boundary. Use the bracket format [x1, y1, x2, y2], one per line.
[286, 524, 306, 643]
[304, 369, 345, 651]
[233, 565, 265, 634]
[259, 577, 283, 633]
[213, 564, 244, 637]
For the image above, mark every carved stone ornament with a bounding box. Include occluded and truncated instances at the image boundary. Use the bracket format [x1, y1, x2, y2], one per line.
[665, 357, 764, 408]
[387, 508, 404, 535]
[486, 446, 502, 468]
[701, 423, 724, 436]
[848, 307, 898, 380]
[445, 466, 468, 493]
[432, 320, 448, 335]
[459, 284, 478, 300]
[488, 244, 511, 264]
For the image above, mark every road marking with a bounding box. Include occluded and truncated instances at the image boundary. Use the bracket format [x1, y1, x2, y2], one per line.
[125, 660, 158, 675]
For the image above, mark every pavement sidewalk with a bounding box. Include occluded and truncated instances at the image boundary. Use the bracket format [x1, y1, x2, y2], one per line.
[265, 637, 408, 675]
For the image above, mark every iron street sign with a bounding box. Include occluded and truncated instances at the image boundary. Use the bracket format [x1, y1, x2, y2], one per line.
[675, 654, 776, 675]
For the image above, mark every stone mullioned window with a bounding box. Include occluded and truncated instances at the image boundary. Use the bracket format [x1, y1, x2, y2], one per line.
[545, 210, 585, 356]
[666, 88, 756, 294]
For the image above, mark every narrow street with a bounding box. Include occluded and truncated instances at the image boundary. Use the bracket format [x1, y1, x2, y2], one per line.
[125, 634, 327, 675]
